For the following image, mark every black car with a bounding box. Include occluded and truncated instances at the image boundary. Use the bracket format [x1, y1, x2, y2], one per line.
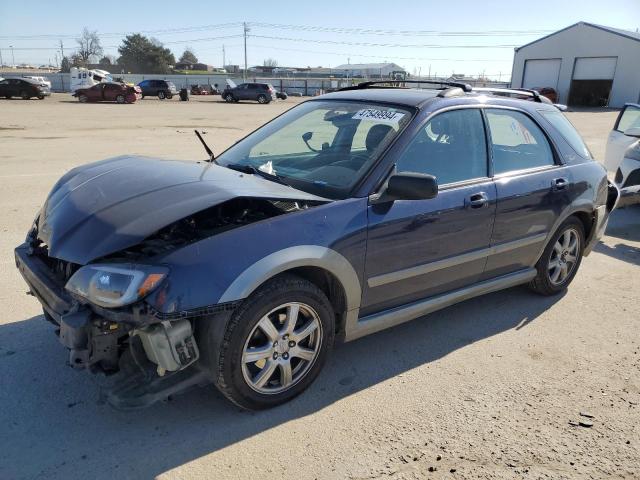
[0, 77, 50, 100]
[222, 81, 277, 104]
[137, 79, 177, 99]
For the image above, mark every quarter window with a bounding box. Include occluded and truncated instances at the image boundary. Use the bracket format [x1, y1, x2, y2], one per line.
[396, 109, 488, 185]
[486, 109, 554, 174]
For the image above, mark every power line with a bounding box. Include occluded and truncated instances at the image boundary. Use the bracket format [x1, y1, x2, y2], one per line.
[250, 34, 519, 48]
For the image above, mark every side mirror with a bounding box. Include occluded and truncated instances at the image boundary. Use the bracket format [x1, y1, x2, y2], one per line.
[373, 172, 438, 203]
[623, 127, 640, 138]
[302, 131, 313, 142]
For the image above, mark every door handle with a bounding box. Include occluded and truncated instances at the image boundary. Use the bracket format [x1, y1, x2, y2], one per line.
[552, 178, 568, 191]
[465, 192, 489, 209]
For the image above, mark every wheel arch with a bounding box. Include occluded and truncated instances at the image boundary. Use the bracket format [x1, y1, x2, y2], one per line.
[218, 246, 361, 332]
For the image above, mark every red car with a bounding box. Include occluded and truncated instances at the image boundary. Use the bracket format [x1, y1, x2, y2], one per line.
[74, 82, 141, 104]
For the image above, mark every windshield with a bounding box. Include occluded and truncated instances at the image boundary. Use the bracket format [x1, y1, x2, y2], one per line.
[216, 100, 413, 198]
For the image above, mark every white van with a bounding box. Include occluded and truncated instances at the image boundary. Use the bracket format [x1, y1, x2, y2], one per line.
[70, 67, 112, 92]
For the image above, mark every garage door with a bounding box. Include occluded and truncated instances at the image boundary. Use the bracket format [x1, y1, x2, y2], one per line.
[569, 57, 617, 107]
[522, 59, 561, 89]
[573, 57, 617, 80]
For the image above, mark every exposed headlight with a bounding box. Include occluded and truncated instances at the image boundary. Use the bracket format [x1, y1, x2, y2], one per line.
[65, 264, 168, 308]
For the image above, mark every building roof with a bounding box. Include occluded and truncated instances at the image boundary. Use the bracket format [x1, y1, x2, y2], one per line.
[333, 62, 405, 71]
[515, 22, 640, 51]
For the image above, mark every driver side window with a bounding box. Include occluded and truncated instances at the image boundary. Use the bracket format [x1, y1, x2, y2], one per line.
[396, 109, 488, 185]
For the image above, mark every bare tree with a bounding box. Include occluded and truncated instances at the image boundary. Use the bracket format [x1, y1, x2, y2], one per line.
[263, 58, 278, 67]
[76, 28, 103, 65]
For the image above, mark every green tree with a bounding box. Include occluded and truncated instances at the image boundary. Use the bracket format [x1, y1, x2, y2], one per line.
[117, 34, 175, 74]
[60, 56, 71, 73]
[179, 49, 198, 64]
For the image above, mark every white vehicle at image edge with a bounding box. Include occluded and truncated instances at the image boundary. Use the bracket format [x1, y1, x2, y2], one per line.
[604, 103, 640, 207]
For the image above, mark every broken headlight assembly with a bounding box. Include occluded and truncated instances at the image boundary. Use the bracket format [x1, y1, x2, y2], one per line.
[65, 264, 168, 308]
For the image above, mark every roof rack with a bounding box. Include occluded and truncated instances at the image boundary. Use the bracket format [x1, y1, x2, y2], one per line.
[472, 87, 547, 103]
[338, 80, 473, 93]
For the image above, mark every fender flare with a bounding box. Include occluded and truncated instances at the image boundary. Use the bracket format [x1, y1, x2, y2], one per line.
[218, 245, 362, 311]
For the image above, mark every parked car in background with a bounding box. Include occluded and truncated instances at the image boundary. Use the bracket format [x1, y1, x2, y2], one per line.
[73, 82, 141, 103]
[15, 81, 618, 411]
[23, 75, 52, 90]
[222, 80, 277, 103]
[532, 87, 558, 103]
[0, 77, 50, 99]
[605, 103, 640, 206]
[190, 84, 210, 95]
[137, 80, 177, 99]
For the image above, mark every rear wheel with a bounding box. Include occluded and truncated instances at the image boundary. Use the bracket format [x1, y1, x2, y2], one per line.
[20, 90, 30, 100]
[529, 217, 585, 295]
[166, 93, 173, 99]
[5, 95, 11, 99]
[209, 275, 335, 410]
[116, 94, 125, 104]
[158, 91, 166, 100]
[257, 94, 268, 104]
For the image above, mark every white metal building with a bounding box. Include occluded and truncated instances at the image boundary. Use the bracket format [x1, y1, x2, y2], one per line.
[511, 22, 640, 107]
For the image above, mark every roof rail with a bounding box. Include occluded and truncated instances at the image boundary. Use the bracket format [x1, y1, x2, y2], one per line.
[339, 80, 473, 93]
[472, 87, 546, 103]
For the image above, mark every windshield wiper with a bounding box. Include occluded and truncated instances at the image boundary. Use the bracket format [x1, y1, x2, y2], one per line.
[224, 163, 291, 187]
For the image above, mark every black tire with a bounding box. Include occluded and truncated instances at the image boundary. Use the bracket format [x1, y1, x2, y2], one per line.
[257, 94, 268, 104]
[166, 93, 173, 99]
[20, 90, 30, 100]
[209, 274, 335, 410]
[116, 94, 125, 104]
[529, 217, 585, 296]
[5, 95, 11, 99]
[78, 94, 88, 103]
[224, 93, 234, 102]
[37, 95, 45, 100]
[158, 91, 166, 100]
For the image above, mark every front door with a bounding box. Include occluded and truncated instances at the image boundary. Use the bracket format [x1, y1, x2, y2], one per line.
[362, 108, 497, 316]
[604, 104, 640, 172]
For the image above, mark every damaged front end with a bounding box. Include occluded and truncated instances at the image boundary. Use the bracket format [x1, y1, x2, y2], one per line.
[15, 194, 322, 409]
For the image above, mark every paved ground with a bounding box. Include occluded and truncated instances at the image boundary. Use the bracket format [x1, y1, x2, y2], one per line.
[0, 95, 638, 480]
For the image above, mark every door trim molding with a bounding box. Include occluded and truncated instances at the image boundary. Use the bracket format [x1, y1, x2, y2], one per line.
[345, 268, 537, 342]
[367, 233, 546, 288]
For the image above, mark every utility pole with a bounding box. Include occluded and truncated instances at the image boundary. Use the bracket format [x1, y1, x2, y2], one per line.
[222, 44, 226, 68]
[243, 22, 249, 82]
[59, 40, 65, 61]
[10, 45, 15, 67]
[0, 48, 3, 68]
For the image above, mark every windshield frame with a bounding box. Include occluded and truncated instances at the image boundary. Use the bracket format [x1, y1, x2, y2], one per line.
[214, 98, 418, 199]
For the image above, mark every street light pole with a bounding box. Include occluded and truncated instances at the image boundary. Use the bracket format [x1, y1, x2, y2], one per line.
[243, 22, 249, 82]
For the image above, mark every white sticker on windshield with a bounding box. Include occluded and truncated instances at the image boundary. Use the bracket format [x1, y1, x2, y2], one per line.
[352, 109, 405, 125]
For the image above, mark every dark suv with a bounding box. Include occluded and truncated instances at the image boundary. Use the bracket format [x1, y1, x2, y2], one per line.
[137, 79, 177, 99]
[222, 82, 276, 104]
[0, 77, 50, 100]
[15, 81, 618, 411]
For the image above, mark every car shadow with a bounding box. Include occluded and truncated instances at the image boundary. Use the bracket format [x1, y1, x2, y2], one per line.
[0, 285, 562, 480]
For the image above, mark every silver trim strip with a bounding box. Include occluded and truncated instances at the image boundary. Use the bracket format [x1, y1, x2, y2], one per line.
[367, 233, 546, 288]
[345, 268, 537, 342]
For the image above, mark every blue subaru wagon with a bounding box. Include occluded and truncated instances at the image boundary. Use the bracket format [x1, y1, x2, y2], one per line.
[15, 81, 618, 409]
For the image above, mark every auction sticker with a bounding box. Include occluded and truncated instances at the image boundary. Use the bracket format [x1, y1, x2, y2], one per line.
[352, 108, 405, 125]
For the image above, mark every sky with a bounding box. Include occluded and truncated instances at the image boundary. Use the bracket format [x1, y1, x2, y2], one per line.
[1, 0, 639, 80]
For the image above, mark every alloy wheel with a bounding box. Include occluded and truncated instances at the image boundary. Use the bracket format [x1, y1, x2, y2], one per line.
[548, 228, 580, 285]
[241, 302, 322, 394]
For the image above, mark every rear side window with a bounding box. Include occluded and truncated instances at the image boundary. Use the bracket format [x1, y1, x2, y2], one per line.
[486, 109, 554, 174]
[616, 105, 640, 133]
[540, 110, 591, 158]
[396, 109, 488, 185]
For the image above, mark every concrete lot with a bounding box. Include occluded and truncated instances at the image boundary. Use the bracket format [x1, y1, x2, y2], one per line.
[0, 94, 638, 479]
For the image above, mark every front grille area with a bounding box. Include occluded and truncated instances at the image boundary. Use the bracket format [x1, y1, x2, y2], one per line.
[32, 239, 80, 284]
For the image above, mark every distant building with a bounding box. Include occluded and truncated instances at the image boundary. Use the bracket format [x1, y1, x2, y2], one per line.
[332, 62, 406, 78]
[174, 61, 213, 72]
[511, 22, 640, 107]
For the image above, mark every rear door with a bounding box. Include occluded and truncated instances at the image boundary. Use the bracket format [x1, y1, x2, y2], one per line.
[604, 104, 640, 172]
[362, 107, 497, 315]
[481, 108, 569, 279]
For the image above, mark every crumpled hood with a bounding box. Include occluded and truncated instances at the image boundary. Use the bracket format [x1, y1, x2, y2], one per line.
[38, 156, 326, 264]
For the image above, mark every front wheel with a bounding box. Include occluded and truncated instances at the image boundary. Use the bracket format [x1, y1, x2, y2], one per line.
[37, 95, 45, 100]
[116, 94, 125, 104]
[529, 217, 585, 295]
[78, 94, 88, 103]
[209, 275, 335, 410]
[224, 93, 234, 102]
